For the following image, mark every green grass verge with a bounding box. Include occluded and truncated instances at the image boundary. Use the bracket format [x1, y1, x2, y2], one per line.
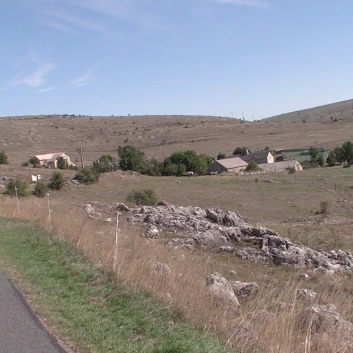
[0, 218, 229, 353]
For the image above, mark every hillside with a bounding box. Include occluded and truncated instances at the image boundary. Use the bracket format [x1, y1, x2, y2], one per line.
[1, 110, 353, 169]
[263, 98, 353, 123]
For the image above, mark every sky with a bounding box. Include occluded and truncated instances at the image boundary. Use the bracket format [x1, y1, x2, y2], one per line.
[1, 0, 353, 120]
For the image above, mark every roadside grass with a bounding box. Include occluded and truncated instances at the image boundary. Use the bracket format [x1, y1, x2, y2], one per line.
[0, 218, 229, 353]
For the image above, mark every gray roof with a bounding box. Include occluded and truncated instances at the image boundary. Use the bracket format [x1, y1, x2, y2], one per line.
[216, 157, 248, 169]
[237, 151, 273, 162]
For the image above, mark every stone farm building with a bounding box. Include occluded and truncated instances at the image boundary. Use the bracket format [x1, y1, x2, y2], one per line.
[207, 157, 248, 174]
[258, 160, 303, 173]
[238, 151, 275, 164]
[33, 152, 76, 168]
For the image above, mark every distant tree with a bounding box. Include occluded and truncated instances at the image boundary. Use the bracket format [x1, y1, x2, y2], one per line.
[245, 161, 260, 172]
[195, 154, 213, 175]
[48, 171, 64, 190]
[264, 146, 270, 151]
[117, 145, 148, 173]
[317, 154, 325, 167]
[74, 166, 100, 184]
[93, 154, 116, 173]
[341, 141, 353, 165]
[56, 156, 67, 169]
[28, 157, 37, 167]
[334, 146, 344, 164]
[0, 150, 9, 164]
[4, 179, 29, 197]
[232, 147, 250, 155]
[217, 152, 226, 160]
[309, 147, 319, 163]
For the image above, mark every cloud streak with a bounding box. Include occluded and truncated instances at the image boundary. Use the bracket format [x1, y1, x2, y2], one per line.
[12, 62, 55, 88]
[213, 0, 269, 9]
[69, 63, 102, 88]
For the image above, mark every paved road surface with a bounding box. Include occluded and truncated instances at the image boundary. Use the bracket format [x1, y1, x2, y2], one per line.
[0, 270, 70, 353]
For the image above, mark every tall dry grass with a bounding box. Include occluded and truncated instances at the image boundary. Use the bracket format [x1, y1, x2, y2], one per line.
[1, 195, 352, 353]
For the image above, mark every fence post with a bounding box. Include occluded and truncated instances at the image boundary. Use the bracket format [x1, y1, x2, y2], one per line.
[15, 186, 20, 214]
[47, 193, 52, 230]
[113, 211, 121, 271]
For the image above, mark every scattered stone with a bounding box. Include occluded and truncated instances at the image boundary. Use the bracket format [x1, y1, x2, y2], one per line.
[297, 288, 317, 302]
[115, 202, 131, 212]
[84, 203, 102, 219]
[229, 281, 259, 300]
[297, 273, 309, 281]
[205, 273, 240, 309]
[154, 262, 171, 277]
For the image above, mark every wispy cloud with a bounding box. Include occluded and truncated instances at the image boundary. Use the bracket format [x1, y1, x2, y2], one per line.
[42, 10, 109, 35]
[69, 64, 101, 88]
[38, 86, 56, 93]
[12, 62, 55, 88]
[213, 0, 270, 9]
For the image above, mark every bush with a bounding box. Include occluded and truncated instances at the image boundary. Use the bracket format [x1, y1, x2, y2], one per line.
[74, 166, 100, 184]
[4, 179, 29, 197]
[22, 161, 29, 167]
[319, 201, 330, 214]
[287, 167, 296, 174]
[48, 171, 64, 190]
[126, 189, 158, 206]
[0, 151, 9, 164]
[33, 181, 49, 197]
[246, 161, 260, 172]
[56, 157, 67, 169]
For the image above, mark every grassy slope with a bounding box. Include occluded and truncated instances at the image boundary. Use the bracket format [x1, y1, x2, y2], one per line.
[0, 218, 229, 353]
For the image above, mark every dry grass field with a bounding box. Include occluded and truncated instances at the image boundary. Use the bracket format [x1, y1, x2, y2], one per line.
[2, 100, 353, 352]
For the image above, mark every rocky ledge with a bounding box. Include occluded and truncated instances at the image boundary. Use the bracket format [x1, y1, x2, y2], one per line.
[125, 202, 353, 274]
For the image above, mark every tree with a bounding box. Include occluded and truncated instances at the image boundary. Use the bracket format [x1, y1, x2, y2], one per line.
[245, 161, 260, 172]
[74, 166, 100, 184]
[117, 145, 148, 173]
[56, 156, 67, 169]
[341, 141, 353, 165]
[217, 153, 226, 160]
[195, 154, 213, 175]
[317, 153, 325, 167]
[0, 151, 9, 164]
[28, 157, 37, 167]
[48, 171, 64, 190]
[4, 179, 29, 197]
[93, 154, 116, 173]
[326, 151, 337, 166]
[233, 147, 250, 156]
[309, 147, 319, 163]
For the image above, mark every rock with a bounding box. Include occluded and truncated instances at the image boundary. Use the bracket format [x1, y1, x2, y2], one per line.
[154, 262, 171, 277]
[84, 203, 102, 219]
[303, 304, 340, 331]
[116, 202, 131, 212]
[297, 273, 309, 281]
[297, 288, 317, 302]
[205, 273, 240, 309]
[229, 281, 259, 300]
[126, 203, 353, 273]
[144, 225, 159, 238]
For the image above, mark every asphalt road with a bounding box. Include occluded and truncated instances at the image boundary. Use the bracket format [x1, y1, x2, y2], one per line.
[0, 270, 70, 353]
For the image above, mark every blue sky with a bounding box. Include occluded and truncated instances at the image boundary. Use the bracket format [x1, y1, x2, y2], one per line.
[1, 0, 353, 120]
